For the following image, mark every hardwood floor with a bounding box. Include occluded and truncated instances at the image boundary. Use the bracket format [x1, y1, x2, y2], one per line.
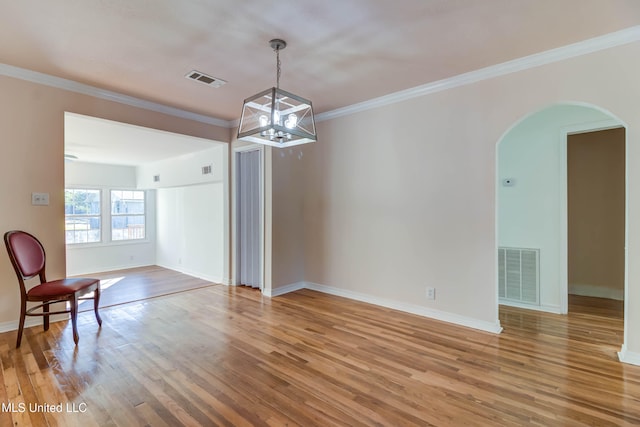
[77, 265, 218, 311]
[0, 285, 638, 426]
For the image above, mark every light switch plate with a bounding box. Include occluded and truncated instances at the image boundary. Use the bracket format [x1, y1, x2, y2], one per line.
[31, 192, 50, 206]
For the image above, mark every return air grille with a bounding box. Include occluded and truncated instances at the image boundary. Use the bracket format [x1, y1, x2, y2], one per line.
[185, 70, 227, 88]
[498, 247, 539, 305]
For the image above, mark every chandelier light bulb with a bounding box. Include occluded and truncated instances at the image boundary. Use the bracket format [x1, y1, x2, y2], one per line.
[259, 115, 268, 127]
[285, 113, 298, 129]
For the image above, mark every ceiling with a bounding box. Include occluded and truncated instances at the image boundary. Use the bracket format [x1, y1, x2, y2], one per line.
[2, 0, 640, 124]
[64, 113, 220, 166]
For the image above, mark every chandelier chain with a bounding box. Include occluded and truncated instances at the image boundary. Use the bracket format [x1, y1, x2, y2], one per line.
[276, 47, 281, 90]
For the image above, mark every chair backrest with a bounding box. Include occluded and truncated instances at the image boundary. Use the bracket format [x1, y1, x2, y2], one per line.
[4, 230, 46, 282]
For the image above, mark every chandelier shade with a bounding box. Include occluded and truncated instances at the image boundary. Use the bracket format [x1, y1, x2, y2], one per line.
[237, 39, 317, 148]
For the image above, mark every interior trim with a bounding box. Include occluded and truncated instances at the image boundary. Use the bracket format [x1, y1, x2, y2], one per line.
[1, 25, 638, 130]
[0, 63, 231, 128]
[618, 344, 640, 366]
[269, 281, 503, 334]
[315, 25, 640, 123]
[0, 314, 67, 334]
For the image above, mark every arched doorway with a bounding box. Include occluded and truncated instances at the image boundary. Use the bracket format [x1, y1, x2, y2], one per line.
[496, 102, 627, 321]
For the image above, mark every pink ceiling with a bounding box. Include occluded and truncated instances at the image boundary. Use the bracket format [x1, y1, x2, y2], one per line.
[1, 0, 639, 122]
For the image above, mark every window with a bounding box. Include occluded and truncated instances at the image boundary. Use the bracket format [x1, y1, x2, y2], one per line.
[65, 188, 147, 245]
[111, 190, 145, 241]
[65, 189, 101, 244]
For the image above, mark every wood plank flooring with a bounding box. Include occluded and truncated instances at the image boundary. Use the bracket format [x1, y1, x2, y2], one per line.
[0, 284, 638, 426]
[77, 266, 217, 311]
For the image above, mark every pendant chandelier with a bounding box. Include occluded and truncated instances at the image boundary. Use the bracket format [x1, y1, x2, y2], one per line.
[237, 39, 317, 148]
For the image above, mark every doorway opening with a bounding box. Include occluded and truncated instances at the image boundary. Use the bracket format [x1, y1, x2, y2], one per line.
[496, 103, 627, 350]
[64, 112, 230, 309]
[567, 127, 625, 319]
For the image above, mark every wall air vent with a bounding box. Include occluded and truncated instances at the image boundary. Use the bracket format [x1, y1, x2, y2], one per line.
[185, 70, 227, 88]
[498, 247, 540, 305]
[153, 175, 160, 182]
[202, 165, 212, 175]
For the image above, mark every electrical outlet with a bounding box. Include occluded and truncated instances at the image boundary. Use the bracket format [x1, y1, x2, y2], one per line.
[426, 287, 436, 300]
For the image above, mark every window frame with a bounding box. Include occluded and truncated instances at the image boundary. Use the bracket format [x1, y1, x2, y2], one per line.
[64, 187, 149, 246]
[64, 188, 102, 245]
[110, 189, 146, 242]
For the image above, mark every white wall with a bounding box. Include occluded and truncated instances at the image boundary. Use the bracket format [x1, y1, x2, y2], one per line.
[285, 40, 640, 363]
[65, 161, 156, 275]
[137, 145, 225, 188]
[141, 143, 227, 283]
[156, 183, 224, 283]
[301, 91, 502, 332]
[66, 161, 137, 188]
[497, 105, 615, 312]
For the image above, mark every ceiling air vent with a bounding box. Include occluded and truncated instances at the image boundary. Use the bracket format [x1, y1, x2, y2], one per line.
[185, 70, 227, 88]
[202, 165, 212, 175]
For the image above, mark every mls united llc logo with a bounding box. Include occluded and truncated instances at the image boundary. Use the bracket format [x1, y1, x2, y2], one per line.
[2, 402, 88, 413]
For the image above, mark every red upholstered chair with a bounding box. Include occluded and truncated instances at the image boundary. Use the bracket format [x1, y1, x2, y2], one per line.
[4, 230, 102, 348]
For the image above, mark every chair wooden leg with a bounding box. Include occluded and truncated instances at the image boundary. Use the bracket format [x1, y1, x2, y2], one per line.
[94, 288, 102, 326]
[16, 300, 26, 348]
[71, 293, 79, 344]
[43, 301, 50, 331]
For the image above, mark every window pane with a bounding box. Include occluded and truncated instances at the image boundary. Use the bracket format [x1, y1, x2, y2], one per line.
[111, 190, 145, 214]
[65, 189, 100, 215]
[65, 217, 101, 244]
[111, 190, 145, 241]
[111, 216, 145, 240]
[65, 189, 101, 244]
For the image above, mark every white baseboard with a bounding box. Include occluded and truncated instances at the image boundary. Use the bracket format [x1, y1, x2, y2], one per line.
[569, 284, 624, 301]
[70, 262, 153, 277]
[0, 314, 68, 334]
[264, 282, 306, 297]
[268, 281, 502, 334]
[499, 299, 562, 314]
[156, 263, 223, 284]
[618, 345, 640, 366]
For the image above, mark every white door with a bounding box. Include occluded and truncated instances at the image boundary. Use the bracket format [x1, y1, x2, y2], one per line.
[236, 149, 263, 289]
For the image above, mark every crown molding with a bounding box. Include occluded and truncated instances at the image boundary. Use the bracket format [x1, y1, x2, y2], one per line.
[0, 63, 232, 128]
[315, 25, 640, 123]
[2, 25, 639, 128]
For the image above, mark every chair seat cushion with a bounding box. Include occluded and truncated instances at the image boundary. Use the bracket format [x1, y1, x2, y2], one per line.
[27, 278, 99, 298]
